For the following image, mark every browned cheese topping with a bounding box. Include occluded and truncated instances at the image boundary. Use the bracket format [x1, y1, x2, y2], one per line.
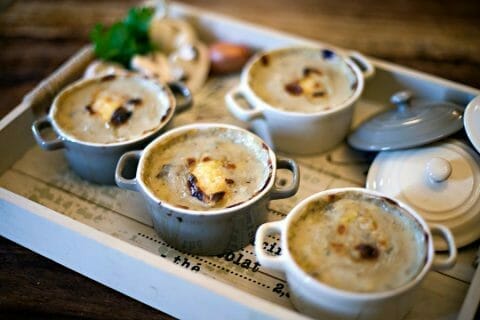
[142, 128, 272, 211]
[288, 191, 427, 293]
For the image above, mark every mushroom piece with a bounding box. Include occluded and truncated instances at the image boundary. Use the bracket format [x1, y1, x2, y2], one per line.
[168, 41, 210, 92]
[83, 60, 130, 79]
[130, 52, 174, 83]
[149, 17, 197, 54]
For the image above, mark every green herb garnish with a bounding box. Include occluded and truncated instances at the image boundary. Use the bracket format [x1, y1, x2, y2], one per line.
[90, 7, 155, 67]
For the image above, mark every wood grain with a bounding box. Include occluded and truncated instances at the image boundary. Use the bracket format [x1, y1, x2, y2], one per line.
[0, 0, 479, 319]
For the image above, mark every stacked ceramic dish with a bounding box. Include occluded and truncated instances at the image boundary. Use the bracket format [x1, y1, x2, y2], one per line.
[348, 90, 480, 250]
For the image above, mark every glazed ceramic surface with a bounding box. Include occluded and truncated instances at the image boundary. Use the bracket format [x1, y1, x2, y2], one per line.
[255, 188, 456, 320]
[366, 140, 480, 249]
[465, 95, 480, 154]
[115, 123, 300, 255]
[32, 75, 192, 184]
[226, 46, 374, 155]
[348, 91, 464, 151]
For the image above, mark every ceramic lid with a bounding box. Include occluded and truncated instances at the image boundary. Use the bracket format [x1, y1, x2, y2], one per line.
[348, 91, 464, 151]
[464, 95, 480, 154]
[366, 140, 480, 249]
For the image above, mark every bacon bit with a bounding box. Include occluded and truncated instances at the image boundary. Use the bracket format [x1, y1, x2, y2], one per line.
[330, 242, 344, 252]
[321, 49, 335, 60]
[202, 156, 212, 162]
[186, 158, 196, 166]
[312, 91, 325, 97]
[224, 162, 236, 170]
[303, 67, 323, 77]
[328, 194, 338, 202]
[355, 243, 379, 260]
[337, 224, 346, 234]
[85, 105, 96, 115]
[127, 98, 142, 106]
[261, 55, 270, 66]
[161, 107, 172, 122]
[210, 191, 225, 203]
[187, 174, 205, 202]
[110, 107, 132, 126]
[285, 81, 303, 96]
[100, 74, 116, 82]
[225, 178, 235, 185]
[261, 142, 269, 150]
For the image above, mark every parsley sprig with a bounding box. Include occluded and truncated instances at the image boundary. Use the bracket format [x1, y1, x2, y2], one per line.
[90, 7, 155, 67]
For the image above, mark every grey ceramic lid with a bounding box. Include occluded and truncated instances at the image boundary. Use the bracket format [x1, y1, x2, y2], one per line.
[348, 91, 464, 151]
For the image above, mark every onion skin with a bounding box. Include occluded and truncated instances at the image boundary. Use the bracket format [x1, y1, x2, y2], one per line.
[209, 42, 252, 75]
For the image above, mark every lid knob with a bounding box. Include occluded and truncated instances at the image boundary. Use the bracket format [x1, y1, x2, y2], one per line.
[426, 157, 452, 183]
[390, 91, 413, 114]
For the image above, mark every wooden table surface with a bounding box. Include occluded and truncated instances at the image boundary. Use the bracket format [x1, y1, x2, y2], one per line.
[1, 0, 479, 319]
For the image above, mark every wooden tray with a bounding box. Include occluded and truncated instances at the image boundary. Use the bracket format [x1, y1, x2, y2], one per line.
[1, 2, 479, 319]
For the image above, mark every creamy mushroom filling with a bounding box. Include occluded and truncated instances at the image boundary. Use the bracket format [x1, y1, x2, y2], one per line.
[53, 76, 170, 144]
[142, 128, 272, 210]
[249, 48, 357, 113]
[288, 191, 427, 293]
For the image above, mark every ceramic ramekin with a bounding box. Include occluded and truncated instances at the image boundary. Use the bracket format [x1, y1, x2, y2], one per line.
[226, 46, 374, 155]
[255, 188, 456, 320]
[115, 123, 300, 256]
[32, 74, 192, 184]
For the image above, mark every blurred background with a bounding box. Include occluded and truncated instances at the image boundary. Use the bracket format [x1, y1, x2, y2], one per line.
[0, 0, 479, 319]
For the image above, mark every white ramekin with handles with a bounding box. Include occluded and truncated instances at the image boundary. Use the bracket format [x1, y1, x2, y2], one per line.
[115, 123, 300, 256]
[32, 74, 192, 185]
[226, 47, 374, 155]
[254, 188, 456, 320]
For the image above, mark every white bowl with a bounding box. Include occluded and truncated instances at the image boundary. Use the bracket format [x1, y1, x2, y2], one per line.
[226, 46, 374, 155]
[255, 188, 456, 320]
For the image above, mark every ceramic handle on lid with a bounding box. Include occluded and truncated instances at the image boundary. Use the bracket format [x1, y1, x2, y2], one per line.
[391, 91, 413, 115]
[426, 157, 452, 183]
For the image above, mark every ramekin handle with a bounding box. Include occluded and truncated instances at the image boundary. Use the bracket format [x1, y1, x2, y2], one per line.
[225, 85, 263, 122]
[347, 51, 375, 80]
[255, 220, 287, 272]
[115, 150, 142, 192]
[31, 115, 65, 151]
[168, 81, 193, 113]
[271, 157, 300, 200]
[431, 224, 457, 270]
